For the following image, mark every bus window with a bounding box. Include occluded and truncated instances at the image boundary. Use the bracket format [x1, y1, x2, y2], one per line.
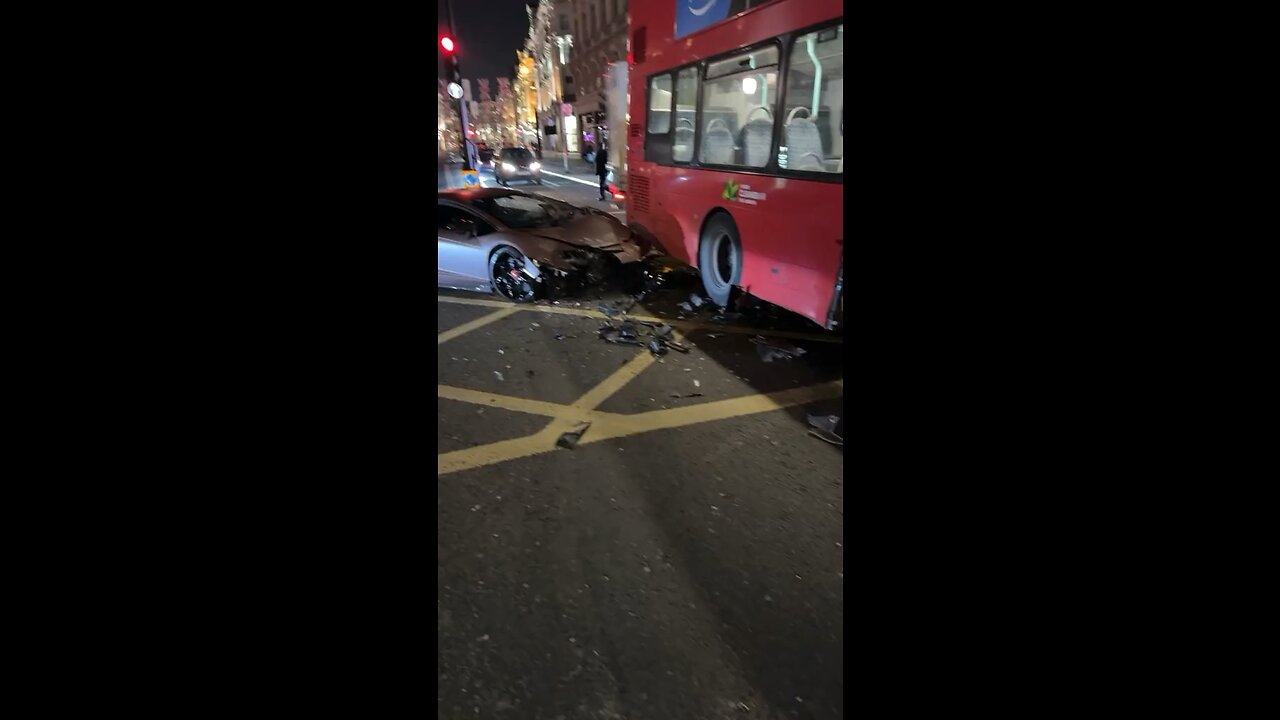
[700, 45, 780, 168]
[672, 67, 699, 162]
[780, 24, 843, 174]
[647, 74, 672, 134]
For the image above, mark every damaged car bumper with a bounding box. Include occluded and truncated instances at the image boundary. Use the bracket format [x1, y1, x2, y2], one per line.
[530, 247, 624, 299]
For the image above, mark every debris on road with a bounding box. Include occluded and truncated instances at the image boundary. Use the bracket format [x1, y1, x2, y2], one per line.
[751, 335, 807, 362]
[556, 422, 591, 450]
[679, 301, 694, 313]
[599, 326, 642, 345]
[596, 318, 689, 356]
[497, 349, 505, 354]
[807, 414, 844, 446]
[693, 379, 701, 388]
[494, 371, 505, 381]
[689, 293, 704, 308]
[668, 392, 704, 399]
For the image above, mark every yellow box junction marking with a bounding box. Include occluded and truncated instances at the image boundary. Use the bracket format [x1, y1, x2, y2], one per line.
[436, 294, 843, 344]
[436, 294, 843, 475]
[437, 306, 519, 345]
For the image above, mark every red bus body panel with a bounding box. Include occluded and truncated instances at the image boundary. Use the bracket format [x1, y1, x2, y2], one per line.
[626, 0, 842, 328]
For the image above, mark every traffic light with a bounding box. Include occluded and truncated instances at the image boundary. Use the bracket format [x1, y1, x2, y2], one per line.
[440, 36, 455, 54]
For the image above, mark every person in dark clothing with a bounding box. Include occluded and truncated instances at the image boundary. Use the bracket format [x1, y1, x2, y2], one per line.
[595, 145, 609, 201]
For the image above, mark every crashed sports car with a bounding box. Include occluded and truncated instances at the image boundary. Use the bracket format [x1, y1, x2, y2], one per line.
[437, 188, 648, 301]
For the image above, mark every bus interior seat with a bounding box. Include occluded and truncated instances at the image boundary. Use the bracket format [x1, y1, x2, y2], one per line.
[740, 107, 774, 167]
[674, 118, 695, 160]
[784, 106, 825, 171]
[702, 118, 735, 164]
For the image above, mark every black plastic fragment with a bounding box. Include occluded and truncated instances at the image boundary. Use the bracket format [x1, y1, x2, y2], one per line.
[556, 422, 591, 450]
[807, 414, 843, 446]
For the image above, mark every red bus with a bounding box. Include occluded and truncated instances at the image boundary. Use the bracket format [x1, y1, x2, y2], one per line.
[624, 0, 843, 329]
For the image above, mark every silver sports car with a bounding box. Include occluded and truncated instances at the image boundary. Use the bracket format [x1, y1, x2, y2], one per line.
[438, 188, 646, 302]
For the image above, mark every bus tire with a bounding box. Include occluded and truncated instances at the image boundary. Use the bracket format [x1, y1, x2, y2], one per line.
[698, 213, 742, 307]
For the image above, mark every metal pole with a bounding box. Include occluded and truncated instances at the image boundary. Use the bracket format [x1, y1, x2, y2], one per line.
[444, 0, 473, 172]
[552, 38, 568, 171]
[531, 47, 543, 160]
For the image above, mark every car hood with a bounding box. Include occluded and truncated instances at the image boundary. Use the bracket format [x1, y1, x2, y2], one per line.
[522, 214, 642, 264]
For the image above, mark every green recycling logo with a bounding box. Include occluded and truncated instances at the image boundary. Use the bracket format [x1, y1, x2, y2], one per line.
[721, 180, 765, 206]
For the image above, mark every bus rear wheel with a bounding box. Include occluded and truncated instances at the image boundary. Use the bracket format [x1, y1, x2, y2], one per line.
[698, 213, 742, 307]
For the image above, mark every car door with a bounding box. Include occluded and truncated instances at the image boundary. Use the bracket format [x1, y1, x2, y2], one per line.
[437, 202, 493, 290]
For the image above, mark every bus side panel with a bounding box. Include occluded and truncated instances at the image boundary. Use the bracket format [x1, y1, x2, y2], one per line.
[642, 163, 843, 328]
[734, 180, 843, 328]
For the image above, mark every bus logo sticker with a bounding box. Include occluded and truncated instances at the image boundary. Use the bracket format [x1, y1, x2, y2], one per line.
[722, 180, 766, 206]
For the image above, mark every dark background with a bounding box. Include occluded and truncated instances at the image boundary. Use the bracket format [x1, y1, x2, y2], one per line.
[438, 0, 532, 84]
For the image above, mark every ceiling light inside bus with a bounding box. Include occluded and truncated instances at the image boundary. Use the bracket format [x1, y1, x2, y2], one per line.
[742, 77, 758, 94]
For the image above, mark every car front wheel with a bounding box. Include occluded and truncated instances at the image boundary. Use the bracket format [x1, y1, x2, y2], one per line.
[490, 247, 538, 303]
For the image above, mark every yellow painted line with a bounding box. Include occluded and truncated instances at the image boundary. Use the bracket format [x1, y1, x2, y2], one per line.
[571, 345, 656, 410]
[436, 294, 842, 344]
[437, 378, 843, 476]
[435, 384, 599, 417]
[581, 379, 845, 443]
[437, 295, 520, 310]
[438, 415, 636, 475]
[438, 426, 562, 476]
[437, 306, 519, 345]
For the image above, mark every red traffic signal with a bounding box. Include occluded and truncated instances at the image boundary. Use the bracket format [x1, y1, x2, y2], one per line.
[440, 36, 455, 53]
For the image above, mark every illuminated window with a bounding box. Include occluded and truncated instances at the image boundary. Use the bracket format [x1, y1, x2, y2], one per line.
[780, 24, 843, 174]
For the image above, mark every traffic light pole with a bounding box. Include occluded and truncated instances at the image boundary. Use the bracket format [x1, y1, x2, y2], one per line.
[443, 0, 473, 173]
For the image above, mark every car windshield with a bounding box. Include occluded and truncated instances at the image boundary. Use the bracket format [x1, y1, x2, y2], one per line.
[473, 194, 573, 229]
[501, 149, 533, 162]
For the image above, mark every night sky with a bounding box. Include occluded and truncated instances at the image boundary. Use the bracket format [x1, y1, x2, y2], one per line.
[438, 0, 532, 85]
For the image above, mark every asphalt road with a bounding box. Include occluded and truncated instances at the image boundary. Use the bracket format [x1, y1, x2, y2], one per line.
[439, 161, 624, 221]
[438, 165, 844, 719]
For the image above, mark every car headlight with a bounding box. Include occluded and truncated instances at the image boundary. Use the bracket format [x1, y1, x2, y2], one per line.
[502, 162, 516, 172]
[530, 162, 541, 171]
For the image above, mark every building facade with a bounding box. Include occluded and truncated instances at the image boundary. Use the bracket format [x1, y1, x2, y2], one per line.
[513, 51, 539, 147]
[562, 0, 628, 154]
[521, 0, 576, 156]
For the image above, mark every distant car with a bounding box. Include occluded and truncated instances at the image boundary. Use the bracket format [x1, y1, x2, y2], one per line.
[438, 188, 645, 301]
[478, 147, 495, 167]
[496, 147, 542, 186]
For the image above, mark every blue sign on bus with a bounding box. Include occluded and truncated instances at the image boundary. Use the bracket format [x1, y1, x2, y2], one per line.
[675, 0, 757, 39]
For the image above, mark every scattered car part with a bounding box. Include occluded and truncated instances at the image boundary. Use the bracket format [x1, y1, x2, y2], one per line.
[556, 422, 591, 450]
[807, 414, 844, 446]
[751, 335, 807, 362]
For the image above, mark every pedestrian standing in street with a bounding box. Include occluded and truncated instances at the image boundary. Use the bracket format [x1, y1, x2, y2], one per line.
[596, 142, 609, 201]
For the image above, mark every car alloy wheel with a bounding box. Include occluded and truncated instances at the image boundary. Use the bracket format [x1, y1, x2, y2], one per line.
[490, 248, 537, 303]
